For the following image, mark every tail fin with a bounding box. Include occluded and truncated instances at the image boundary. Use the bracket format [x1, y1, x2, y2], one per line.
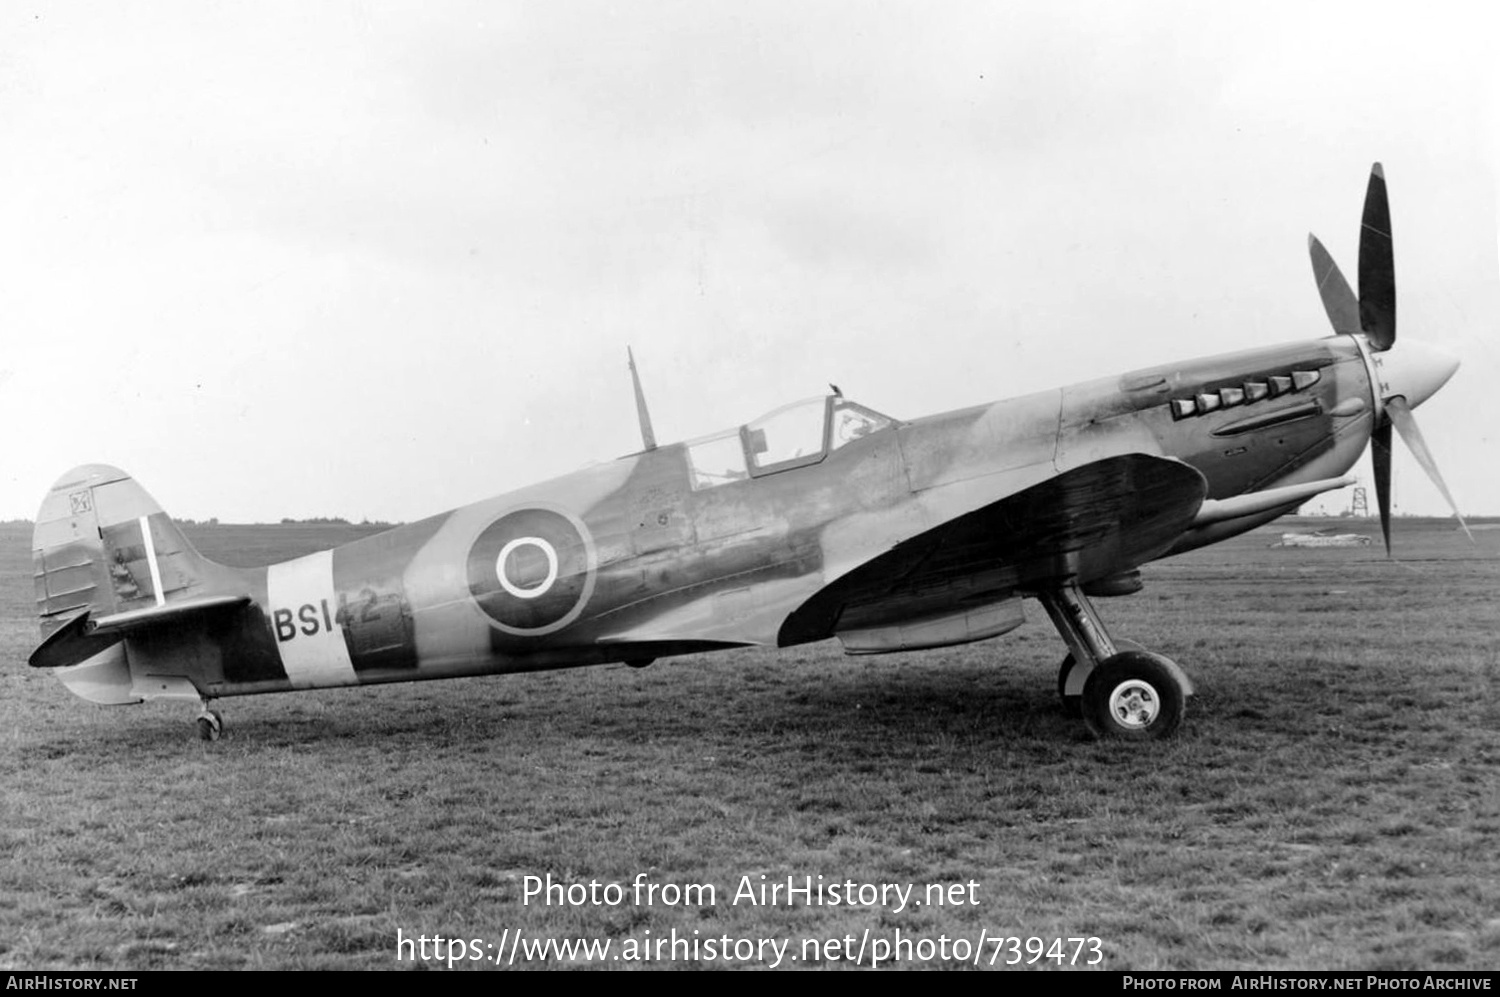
[31, 465, 243, 699]
[33, 464, 225, 631]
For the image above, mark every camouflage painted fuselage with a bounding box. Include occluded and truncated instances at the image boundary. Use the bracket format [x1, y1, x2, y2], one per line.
[33, 336, 1375, 705]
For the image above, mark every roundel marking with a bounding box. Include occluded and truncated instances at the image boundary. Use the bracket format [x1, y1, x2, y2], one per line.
[466, 507, 596, 636]
[496, 537, 558, 600]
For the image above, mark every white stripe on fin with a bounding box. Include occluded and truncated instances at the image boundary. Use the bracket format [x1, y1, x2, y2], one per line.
[140, 515, 165, 607]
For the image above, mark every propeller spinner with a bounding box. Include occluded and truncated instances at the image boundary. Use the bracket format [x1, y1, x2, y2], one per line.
[1306, 163, 1469, 553]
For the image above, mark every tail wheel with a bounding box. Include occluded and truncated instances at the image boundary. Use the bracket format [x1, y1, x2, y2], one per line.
[196, 709, 223, 742]
[1057, 638, 1143, 717]
[1080, 651, 1185, 740]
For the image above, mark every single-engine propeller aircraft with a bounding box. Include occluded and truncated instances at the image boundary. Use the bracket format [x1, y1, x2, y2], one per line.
[30, 165, 1468, 741]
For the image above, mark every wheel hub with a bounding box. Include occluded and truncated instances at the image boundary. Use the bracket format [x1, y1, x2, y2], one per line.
[1108, 680, 1160, 729]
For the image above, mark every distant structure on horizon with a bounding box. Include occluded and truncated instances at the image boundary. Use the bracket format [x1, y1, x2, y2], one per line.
[1272, 530, 1373, 548]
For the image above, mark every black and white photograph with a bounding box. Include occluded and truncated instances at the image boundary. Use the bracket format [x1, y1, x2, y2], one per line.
[2, 1, 1497, 974]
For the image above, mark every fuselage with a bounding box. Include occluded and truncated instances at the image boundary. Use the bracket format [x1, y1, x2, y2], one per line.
[118, 333, 1375, 699]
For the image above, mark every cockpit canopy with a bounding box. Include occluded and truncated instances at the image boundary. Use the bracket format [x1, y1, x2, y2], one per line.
[686, 395, 896, 490]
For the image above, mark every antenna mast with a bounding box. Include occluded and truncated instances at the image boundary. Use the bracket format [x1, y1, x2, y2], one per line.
[627, 347, 657, 452]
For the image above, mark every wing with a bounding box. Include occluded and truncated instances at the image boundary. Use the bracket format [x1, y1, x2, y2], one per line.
[778, 453, 1207, 645]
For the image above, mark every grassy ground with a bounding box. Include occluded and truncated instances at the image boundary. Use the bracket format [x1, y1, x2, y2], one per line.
[1, 518, 1497, 970]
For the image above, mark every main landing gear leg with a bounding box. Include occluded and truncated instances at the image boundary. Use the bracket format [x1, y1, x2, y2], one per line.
[1036, 583, 1190, 740]
[196, 699, 223, 742]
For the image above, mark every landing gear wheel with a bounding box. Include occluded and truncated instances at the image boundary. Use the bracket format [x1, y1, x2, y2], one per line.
[1080, 651, 1185, 740]
[196, 709, 223, 742]
[1058, 638, 1143, 717]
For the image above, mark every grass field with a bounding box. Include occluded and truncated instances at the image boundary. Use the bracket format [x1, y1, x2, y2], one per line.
[2, 518, 1497, 970]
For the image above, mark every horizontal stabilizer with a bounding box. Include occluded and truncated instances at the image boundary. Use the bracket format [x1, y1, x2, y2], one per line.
[29, 594, 250, 669]
[90, 594, 250, 635]
[28, 612, 120, 670]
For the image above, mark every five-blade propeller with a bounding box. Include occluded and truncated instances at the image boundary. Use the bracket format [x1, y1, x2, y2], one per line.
[1306, 163, 1468, 554]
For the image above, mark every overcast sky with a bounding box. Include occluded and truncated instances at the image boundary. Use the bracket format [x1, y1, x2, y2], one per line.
[3, 2, 1496, 523]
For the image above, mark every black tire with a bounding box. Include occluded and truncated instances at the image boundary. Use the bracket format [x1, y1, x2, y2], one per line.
[1080, 650, 1185, 740]
[1058, 638, 1143, 717]
[196, 711, 222, 742]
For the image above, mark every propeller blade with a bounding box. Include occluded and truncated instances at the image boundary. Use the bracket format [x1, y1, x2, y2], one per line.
[1372, 416, 1393, 555]
[1308, 234, 1361, 334]
[1358, 163, 1396, 350]
[1386, 396, 1474, 542]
